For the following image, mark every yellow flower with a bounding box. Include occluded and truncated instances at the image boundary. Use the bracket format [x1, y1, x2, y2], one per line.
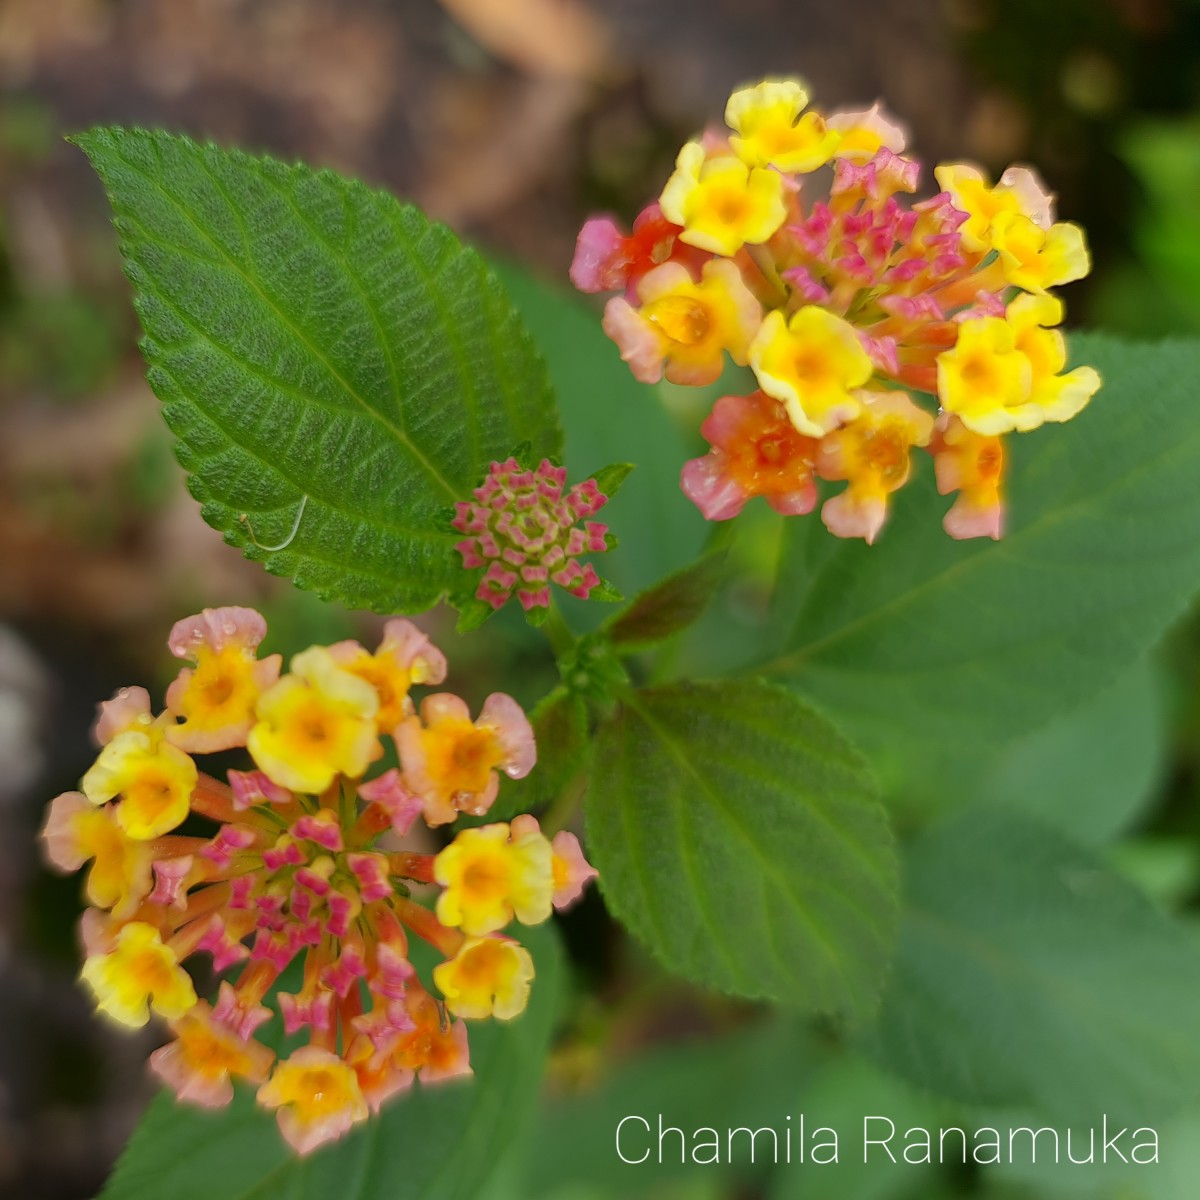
[601, 259, 762, 386]
[936, 315, 1033, 435]
[1006, 293, 1101, 425]
[80, 921, 197, 1028]
[434, 822, 554, 937]
[931, 415, 1006, 541]
[749, 307, 874, 436]
[725, 79, 840, 173]
[938, 297, 1099, 435]
[150, 1000, 275, 1108]
[933, 162, 1054, 254]
[247, 646, 381, 794]
[660, 141, 787, 256]
[164, 607, 282, 753]
[257, 1047, 369, 1155]
[82, 728, 198, 840]
[990, 212, 1090, 294]
[433, 936, 535, 1020]
[397, 692, 534, 826]
[333, 618, 447, 735]
[40, 791, 152, 916]
[816, 391, 934, 543]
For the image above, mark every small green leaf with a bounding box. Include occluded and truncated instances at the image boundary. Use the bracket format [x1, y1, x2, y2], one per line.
[604, 546, 731, 652]
[76, 127, 560, 614]
[524, 604, 551, 629]
[588, 461, 635, 500]
[454, 597, 497, 634]
[869, 809, 1200, 1123]
[100, 923, 564, 1200]
[588, 579, 623, 604]
[585, 679, 899, 1014]
[762, 335, 1200, 795]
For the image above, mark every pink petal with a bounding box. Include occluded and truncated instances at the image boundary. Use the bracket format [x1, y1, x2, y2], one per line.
[821, 490, 888, 544]
[40, 791, 92, 872]
[168, 606, 268, 660]
[479, 693, 536, 779]
[569, 216, 625, 293]
[602, 298, 664, 384]
[358, 769, 425, 837]
[93, 686, 151, 746]
[680, 453, 749, 522]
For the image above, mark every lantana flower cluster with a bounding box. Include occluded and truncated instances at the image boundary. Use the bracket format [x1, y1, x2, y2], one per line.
[572, 78, 1101, 542]
[40, 607, 596, 1154]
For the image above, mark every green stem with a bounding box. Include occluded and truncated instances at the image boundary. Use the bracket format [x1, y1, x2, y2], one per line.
[539, 778, 583, 837]
[542, 598, 577, 659]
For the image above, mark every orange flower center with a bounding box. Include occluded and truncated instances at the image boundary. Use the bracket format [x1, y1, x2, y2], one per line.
[646, 295, 711, 346]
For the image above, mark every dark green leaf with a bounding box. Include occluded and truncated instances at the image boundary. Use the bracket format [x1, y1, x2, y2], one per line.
[976, 657, 1167, 844]
[870, 809, 1200, 1123]
[76, 127, 560, 614]
[585, 679, 899, 1014]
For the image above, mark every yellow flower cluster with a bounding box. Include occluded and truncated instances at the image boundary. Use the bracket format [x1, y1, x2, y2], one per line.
[573, 77, 1100, 542]
[41, 607, 597, 1155]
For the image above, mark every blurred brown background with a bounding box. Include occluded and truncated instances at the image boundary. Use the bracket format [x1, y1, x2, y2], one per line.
[2, 1, 1199, 1195]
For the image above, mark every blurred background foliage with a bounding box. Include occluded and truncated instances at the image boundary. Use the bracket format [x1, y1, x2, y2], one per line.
[3, 1, 1200, 1197]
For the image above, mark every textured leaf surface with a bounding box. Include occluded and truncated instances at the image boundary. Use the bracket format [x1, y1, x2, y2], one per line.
[766, 335, 1200, 786]
[975, 656, 1166, 843]
[100, 924, 563, 1200]
[77, 127, 559, 613]
[585, 679, 898, 1014]
[871, 809, 1200, 1123]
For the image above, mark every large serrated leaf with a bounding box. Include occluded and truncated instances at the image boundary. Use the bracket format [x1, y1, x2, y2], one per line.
[762, 335, 1200, 793]
[584, 679, 899, 1015]
[100, 923, 563, 1200]
[76, 127, 560, 614]
[869, 809, 1200, 1124]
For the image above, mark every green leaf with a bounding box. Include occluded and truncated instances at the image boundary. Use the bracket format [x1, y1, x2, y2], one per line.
[604, 545, 731, 653]
[100, 923, 564, 1200]
[495, 266, 706, 603]
[976, 656, 1167, 844]
[762, 335, 1200, 795]
[587, 462, 635, 500]
[585, 679, 899, 1014]
[768, 1055, 955, 1200]
[869, 809, 1200, 1124]
[76, 127, 560, 614]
